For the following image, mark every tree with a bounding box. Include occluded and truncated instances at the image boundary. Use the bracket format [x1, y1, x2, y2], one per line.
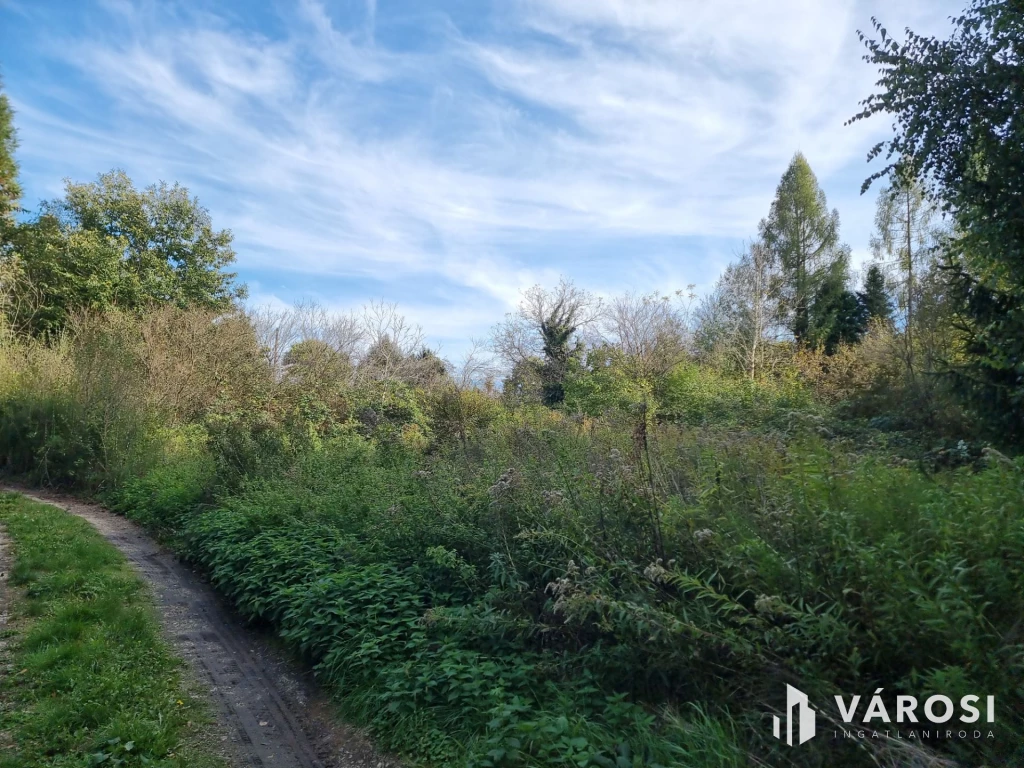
[0, 78, 22, 327]
[859, 264, 892, 323]
[426, 340, 500, 448]
[868, 176, 938, 372]
[283, 338, 352, 386]
[695, 242, 786, 378]
[760, 153, 850, 345]
[714, 242, 782, 379]
[9, 170, 245, 335]
[492, 279, 600, 406]
[808, 273, 868, 355]
[0, 78, 20, 226]
[501, 357, 544, 406]
[852, 0, 1024, 441]
[4, 214, 127, 335]
[599, 290, 692, 387]
[246, 304, 303, 380]
[59, 170, 245, 308]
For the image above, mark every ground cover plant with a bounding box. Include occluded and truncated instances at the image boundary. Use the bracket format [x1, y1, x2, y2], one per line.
[0, 493, 223, 768]
[1, 1, 1023, 765]
[112, 423, 1021, 767]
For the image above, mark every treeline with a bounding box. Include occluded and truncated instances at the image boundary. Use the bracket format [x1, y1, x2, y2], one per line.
[0, 2, 1022, 767]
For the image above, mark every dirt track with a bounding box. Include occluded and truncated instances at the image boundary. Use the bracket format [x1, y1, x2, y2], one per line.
[4, 488, 397, 768]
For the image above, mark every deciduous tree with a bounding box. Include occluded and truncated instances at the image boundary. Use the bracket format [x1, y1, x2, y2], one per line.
[853, 0, 1024, 441]
[9, 171, 246, 335]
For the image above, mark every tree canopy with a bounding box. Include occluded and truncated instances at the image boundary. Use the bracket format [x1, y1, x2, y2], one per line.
[759, 153, 850, 346]
[0, 79, 20, 226]
[853, 0, 1024, 437]
[6, 170, 245, 335]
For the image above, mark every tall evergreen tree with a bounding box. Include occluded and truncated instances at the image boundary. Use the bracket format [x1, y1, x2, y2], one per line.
[859, 264, 892, 323]
[759, 153, 850, 345]
[807, 257, 866, 354]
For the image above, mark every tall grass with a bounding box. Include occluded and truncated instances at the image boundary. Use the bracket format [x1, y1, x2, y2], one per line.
[0, 309, 1020, 766]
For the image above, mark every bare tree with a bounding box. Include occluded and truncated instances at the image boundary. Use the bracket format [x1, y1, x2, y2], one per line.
[294, 299, 363, 358]
[492, 278, 600, 405]
[246, 305, 301, 380]
[354, 300, 450, 399]
[599, 290, 693, 385]
[452, 338, 499, 391]
[696, 241, 783, 379]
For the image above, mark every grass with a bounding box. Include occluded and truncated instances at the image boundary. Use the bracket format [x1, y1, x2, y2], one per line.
[0, 492, 224, 768]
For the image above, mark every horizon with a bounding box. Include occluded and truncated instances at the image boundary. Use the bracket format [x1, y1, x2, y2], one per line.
[0, 0, 961, 358]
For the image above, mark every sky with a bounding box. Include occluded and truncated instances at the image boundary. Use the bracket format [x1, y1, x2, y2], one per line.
[0, 0, 963, 358]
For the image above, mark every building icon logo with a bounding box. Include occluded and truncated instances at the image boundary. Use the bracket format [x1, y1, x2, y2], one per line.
[773, 684, 816, 745]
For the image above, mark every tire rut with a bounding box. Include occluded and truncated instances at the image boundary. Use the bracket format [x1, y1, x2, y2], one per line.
[4, 488, 397, 768]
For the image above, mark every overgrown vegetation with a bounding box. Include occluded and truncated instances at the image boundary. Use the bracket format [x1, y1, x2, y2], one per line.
[0, 1, 1022, 766]
[0, 493, 223, 768]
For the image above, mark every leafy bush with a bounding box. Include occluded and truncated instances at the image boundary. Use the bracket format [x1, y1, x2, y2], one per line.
[3, 305, 1022, 767]
[113, 413, 1024, 767]
[658, 363, 814, 428]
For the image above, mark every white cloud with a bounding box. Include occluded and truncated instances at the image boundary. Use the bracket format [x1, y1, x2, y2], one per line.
[10, 0, 963, 350]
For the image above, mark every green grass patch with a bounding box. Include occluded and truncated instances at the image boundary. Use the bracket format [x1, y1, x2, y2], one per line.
[0, 492, 224, 768]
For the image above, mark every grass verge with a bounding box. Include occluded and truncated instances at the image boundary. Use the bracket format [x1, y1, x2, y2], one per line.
[0, 492, 224, 768]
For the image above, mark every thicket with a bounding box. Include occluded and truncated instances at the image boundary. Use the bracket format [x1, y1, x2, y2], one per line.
[0, 295, 1020, 767]
[1, 1, 1023, 766]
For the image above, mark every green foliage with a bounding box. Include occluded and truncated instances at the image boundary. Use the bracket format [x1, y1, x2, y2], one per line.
[112, 428, 213, 536]
[0, 78, 20, 225]
[502, 357, 544, 406]
[0, 493, 223, 768]
[8, 171, 246, 336]
[0, 331, 153, 490]
[108, 416, 1024, 767]
[760, 153, 850, 345]
[426, 385, 502, 447]
[563, 347, 651, 417]
[859, 264, 892, 323]
[807, 274, 867, 354]
[1, 289, 1021, 766]
[658, 363, 813, 428]
[854, 0, 1024, 443]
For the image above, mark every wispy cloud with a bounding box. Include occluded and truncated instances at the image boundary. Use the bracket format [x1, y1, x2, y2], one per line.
[3, 0, 962, 353]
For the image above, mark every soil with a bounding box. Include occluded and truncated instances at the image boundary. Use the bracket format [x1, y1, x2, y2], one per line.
[2, 487, 401, 768]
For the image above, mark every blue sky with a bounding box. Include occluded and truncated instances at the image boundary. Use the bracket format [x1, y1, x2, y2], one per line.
[1, 0, 961, 357]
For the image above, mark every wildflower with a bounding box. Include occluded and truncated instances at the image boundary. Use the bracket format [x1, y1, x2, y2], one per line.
[754, 594, 783, 616]
[487, 468, 520, 503]
[644, 559, 669, 583]
[541, 489, 565, 507]
[694, 528, 714, 544]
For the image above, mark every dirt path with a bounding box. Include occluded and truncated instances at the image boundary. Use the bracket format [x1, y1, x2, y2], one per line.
[3, 487, 398, 768]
